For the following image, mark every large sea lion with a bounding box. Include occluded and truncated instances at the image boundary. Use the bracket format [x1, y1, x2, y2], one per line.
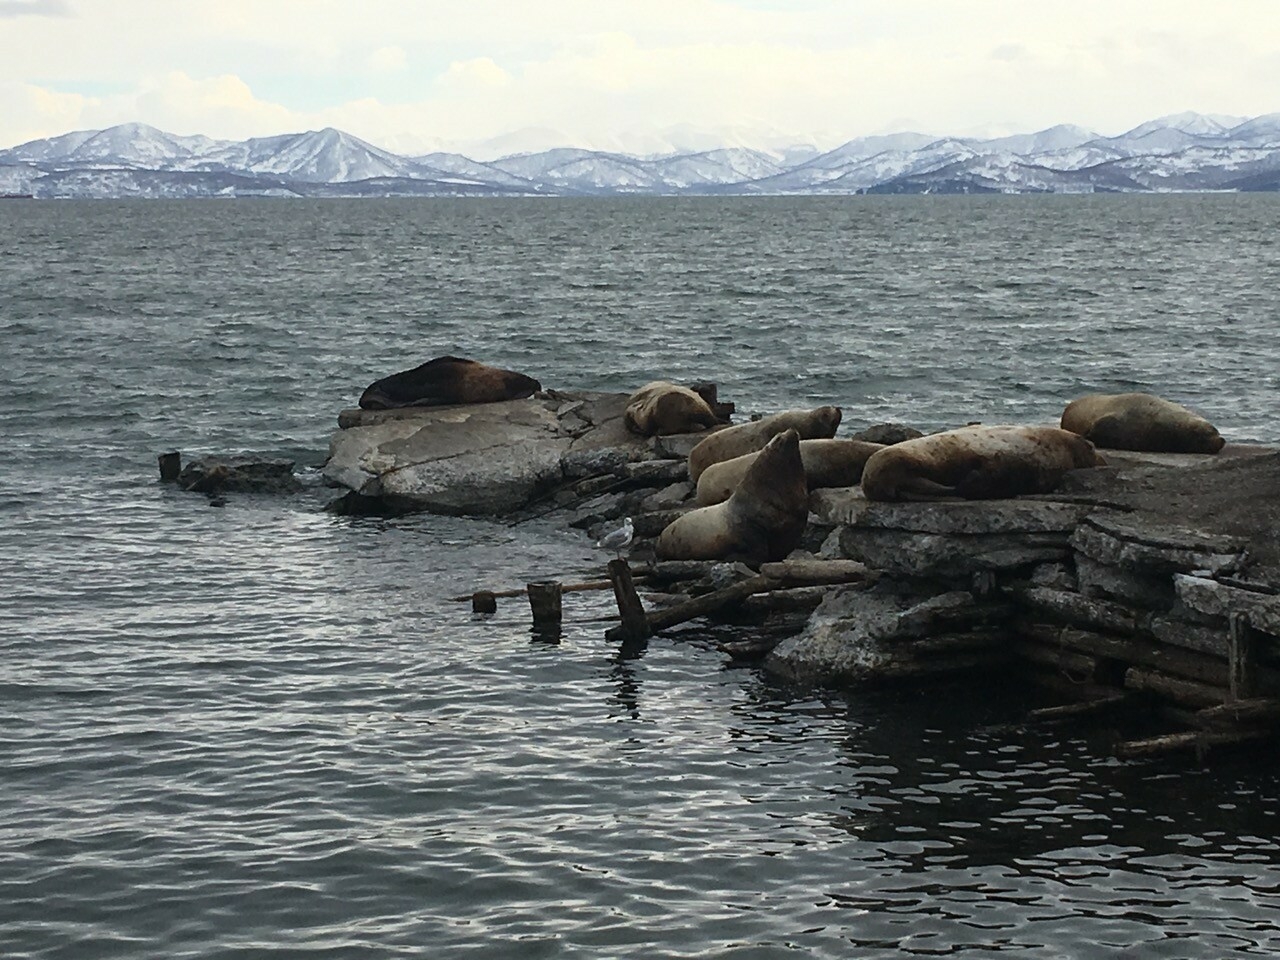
[860, 425, 1106, 502]
[1060, 392, 1225, 454]
[657, 429, 808, 564]
[687, 405, 842, 482]
[359, 356, 541, 410]
[696, 438, 885, 506]
[624, 381, 719, 437]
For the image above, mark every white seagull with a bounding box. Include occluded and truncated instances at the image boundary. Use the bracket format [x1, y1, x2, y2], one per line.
[595, 517, 634, 559]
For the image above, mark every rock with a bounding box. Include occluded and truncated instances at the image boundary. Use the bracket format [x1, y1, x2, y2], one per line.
[1173, 575, 1280, 635]
[810, 490, 1095, 534]
[623, 459, 689, 483]
[641, 481, 694, 512]
[1075, 555, 1176, 610]
[838, 526, 1073, 580]
[766, 582, 1009, 683]
[849, 423, 925, 445]
[1070, 515, 1247, 577]
[324, 391, 650, 515]
[177, 455, 301, 494]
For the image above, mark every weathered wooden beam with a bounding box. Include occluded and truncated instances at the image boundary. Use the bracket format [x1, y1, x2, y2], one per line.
[606, 574, 775, 642]
[757, 559, 871, 586]
[1196, 697, 1280, 729]
[1124, 666, 1225, 708]
[1026, 693, 1128, 723]
[448, 577, 648, 602]
[158, 450, 182, 482]
[607, 559, 651, 642]
[527, 580, 563, 634]
[1115, 727, 1275, 760]
[1228, 611, 1259, 701]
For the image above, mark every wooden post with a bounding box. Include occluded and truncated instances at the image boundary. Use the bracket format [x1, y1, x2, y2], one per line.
[1228, 612, 1258, 701]
[607, 559, 650, 642]
[158, 451, 182, 482]
[472, 590, 497, 615]
[527, 580, 563, 634]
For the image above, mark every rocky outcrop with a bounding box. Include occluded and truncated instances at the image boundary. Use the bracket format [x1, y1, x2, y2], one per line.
[323, 390, 720, 515]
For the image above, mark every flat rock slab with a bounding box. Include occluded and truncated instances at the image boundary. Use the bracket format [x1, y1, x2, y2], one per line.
[324, 390, 709, 514]
[810, 489, 1095, 535]
[1071, 514, 1247, 577]
[1174, 575, 1280, 636]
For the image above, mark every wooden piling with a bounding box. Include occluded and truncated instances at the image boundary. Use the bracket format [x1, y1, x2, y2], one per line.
[472, 590, 497, 615]
[607, 559, 651, 642]
[158, 451, 182, 483]
[1228, 612, 1258, 701]
[527, 580, 563, 633]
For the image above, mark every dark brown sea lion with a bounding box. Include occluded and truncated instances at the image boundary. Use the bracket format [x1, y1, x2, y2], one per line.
[695, 438, 885, 506]
[358, 356, 541, 410]
[687, 405, 842, 482]
[860, 425, 1106, 502]
[657, 429, 808, 564]
[624, 381, 720, 436]
[1060, 392, 1225, 454]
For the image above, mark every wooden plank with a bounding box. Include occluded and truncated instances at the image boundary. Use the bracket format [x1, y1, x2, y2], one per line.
[1228, 611, 1259, 701]
[606, 574, 775, 642]
[1115, 727, 1275, 759]
[607, 559, 651, 642]
[1196, 697, 1280, 729]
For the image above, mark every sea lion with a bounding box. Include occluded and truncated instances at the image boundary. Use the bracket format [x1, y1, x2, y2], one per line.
[358, 356, 541, 410]
[657, 429, 809, 564]
[624, 381, 720, 437]
[696, 438, 885, 506]
[860, 425, 1107, 502]
[1060, 392, 1225, 454]
[687, 405, 842, 482]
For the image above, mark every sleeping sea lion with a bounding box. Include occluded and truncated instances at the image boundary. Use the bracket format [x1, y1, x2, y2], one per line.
[860, 425, 1106, 502]
[624, 381, 720, 437]
[1060, 392, 1225, 454]
[695, 438, 885, 506]
[687, 405, 842, 482]
[359, 356, 541, 409]
[657, 429, 809, 564]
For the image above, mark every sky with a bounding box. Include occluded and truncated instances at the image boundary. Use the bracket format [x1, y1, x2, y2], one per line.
[2, 0, 1279, 157]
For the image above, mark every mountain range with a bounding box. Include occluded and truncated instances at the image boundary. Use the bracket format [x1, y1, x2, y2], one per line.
[3, 111, 1280, 198]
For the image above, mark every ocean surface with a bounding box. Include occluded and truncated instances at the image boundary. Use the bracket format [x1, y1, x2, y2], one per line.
[3, 195, 1280, 959]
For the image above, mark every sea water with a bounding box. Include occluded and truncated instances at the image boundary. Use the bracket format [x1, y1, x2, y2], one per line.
[2, 196, 1279, 958]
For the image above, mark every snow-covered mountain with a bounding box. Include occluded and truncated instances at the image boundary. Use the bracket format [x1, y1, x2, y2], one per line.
[2, 111, 1279, 198]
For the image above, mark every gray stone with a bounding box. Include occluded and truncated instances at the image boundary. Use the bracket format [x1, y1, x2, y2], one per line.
[652, 430, 721, 461]
[810, 491, 1095, 535]
[177, 455, 301, 494]
[838, 526, 1072, 579]
[641, 481, 694, 512]
[1075, 555, 1176, 610]
[1071, 515, 1247, 577]
[1174, 575, 1280, 636]
[324, 391, 652, 515]
[1030, 562, 1077, 592]
[849, 423, 924, 445]
[766, 582, 1008, 683]
[623, 459, 689, 483]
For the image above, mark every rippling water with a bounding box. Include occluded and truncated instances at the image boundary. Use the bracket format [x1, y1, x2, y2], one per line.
[3, 197, 1280, 958]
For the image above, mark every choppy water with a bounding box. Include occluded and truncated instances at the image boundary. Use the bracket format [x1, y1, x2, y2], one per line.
[3, 196, 1280, 959]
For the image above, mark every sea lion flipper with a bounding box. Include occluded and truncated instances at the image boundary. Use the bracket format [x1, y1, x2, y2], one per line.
[897, 477, 962, 501]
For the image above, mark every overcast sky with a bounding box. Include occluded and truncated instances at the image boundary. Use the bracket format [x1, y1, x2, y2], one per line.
[2, 0, 1278, 156]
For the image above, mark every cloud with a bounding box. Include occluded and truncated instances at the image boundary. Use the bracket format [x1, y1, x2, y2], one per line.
[367, 46, 406, 73]
[2, 1, 1280, 152]
[0, 0, 70, 17]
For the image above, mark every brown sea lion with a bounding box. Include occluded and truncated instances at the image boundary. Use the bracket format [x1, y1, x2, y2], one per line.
[687, 405, 842, 482]
[696, 438, 885, 506]
[1060, 392, 1225, 454]
[860, 425, 1106, 502]
[657, 429, 809, 564]
[358, 356, 541, 410]
[624, 381, 720, 437]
